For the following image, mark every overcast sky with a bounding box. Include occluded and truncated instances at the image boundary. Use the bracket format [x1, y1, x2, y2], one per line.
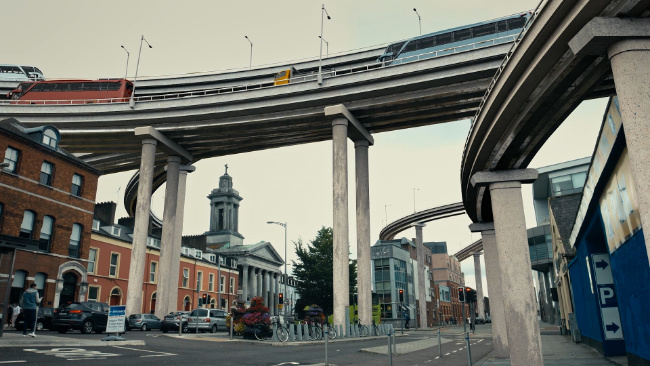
[5, 0, 607, 295]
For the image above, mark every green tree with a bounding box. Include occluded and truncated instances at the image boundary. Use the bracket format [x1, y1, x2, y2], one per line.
[292, 226, 357, 317]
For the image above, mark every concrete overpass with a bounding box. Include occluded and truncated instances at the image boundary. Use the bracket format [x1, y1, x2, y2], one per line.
[461, 0, 649, 364]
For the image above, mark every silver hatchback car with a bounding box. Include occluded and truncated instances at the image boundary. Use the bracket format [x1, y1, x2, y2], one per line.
[186, 308, 227, 333]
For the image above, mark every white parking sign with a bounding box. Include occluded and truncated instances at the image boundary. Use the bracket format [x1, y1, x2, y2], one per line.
[106, 305, 126, 333]
[591, 254, 623, 340]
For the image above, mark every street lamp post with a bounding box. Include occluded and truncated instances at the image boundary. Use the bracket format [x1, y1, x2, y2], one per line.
[129, 35, 152, 109]
[244, 36, 253, 69]
[267, 221, 287, 320]
[317, 4, 331, 85]
[384, 204, 391, 225]
[120, 45, 130, 80]
[413, 188, 419, 213]
[318, 36, 329, 57]
[413, 8, 422, 35]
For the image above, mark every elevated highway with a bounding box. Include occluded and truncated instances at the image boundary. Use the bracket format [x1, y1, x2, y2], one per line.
[461, 0, 649, 223]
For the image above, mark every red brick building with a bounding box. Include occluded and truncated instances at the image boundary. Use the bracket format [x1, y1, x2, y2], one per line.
[88, 202, 239, 314]
[0, 118, 100, 308]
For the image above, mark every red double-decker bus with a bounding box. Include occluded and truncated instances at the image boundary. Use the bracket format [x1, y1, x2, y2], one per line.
[12, 79, 133, 104]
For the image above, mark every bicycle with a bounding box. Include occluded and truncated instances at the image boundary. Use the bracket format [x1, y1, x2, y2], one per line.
[354, 319, 370, 337]
[272, 317, 289, 342]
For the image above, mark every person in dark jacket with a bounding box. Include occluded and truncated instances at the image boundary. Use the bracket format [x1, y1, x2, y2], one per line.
[20, 283, 41, 337]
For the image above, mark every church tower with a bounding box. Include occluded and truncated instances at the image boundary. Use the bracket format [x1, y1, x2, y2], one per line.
[205, 165, 244, 248]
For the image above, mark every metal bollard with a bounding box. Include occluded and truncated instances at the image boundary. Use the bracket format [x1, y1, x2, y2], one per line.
[272, 323, 279, 342]
[296, 323, 303, 341]
[289, 324, 295, 342]
[324, 325, 329, 365]
[303, 324, 309, 340]
[387, 331, 393, 366]
[438, 327, 442, 357]
[392, 325, 396, 355]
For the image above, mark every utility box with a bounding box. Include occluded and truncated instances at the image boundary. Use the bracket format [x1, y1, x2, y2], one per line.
[568, 313, 582, 343]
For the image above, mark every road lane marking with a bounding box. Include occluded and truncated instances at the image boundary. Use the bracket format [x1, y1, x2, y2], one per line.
[111, 346, 176, 357]
[0, 362, 27, 364]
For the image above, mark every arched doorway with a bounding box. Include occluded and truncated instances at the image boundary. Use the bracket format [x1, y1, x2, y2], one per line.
[109, 287, 122, 306]
[59, 272, 77, 305]
[150, 293, 156, 313]
[183, 296, 191, 311]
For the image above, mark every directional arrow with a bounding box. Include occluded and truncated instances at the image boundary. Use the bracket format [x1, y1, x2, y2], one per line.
[595, 259, 609, 270]
[606, 322, 620, 333]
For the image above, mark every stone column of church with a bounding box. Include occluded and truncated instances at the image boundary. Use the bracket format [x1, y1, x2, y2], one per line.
[251, 268, 258, 301]
[258, 270, 263, 298]
[264, 271, 270, 308]
[242, 265, 249, 302]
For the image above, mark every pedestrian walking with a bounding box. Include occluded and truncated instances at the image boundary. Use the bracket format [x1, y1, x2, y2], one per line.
[20, 283, 41, 337]
[404, 311, 410, 329]
[11, 303, 20, 328]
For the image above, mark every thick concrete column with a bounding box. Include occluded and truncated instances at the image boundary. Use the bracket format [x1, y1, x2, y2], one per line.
[414, 223, 427, 329]
[251, 268, 258, 299]
[354, 139, 372, 326]
[241, 265, 249, 302]
[126, 138, 157, 316]
[472, 252, 485, 319]
[472, 170, 542, 365]
[332, 117, 350, 327]
[258, 270, 263, 298]
[155, 156, 181, 319]
[469, 225, 509, 358]
[275, 273, 281, 316]
[608, 39, 650, 265]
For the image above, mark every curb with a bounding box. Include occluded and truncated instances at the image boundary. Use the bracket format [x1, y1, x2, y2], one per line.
[0, 339, 146, 348]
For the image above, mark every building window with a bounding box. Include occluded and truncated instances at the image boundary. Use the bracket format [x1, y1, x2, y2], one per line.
[39, 215, 54, 252]
[209, 273, 214, 292]
[150, 262, 157, 283]
[197, 271, 203, 291]
[229, 277, 235, 294]
[88, 248, 98, 274]
[3, 147, 19, 173]
[42, 128, 58, 148]
[68, 223, 82, 257]
[220, 276, 225, 293]
[40, 161, 54, 186]
[109, 252, 119, 277]
[71, 174, 83, 196]
[92, 219, 100, 231]
[111, 226, 121, 236]
[182, 268, 189, 288]
[19, 210, 36, 238]
[88, 286, 99, 302]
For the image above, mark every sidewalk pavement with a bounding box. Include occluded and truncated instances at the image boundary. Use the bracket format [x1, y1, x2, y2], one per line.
[0, 330, 145, 347]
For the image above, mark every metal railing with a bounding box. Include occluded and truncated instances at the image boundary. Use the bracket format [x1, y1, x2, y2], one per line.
[0, 35, 520, 106]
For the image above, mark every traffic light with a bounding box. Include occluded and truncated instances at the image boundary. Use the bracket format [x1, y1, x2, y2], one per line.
[279, 293, 284, 304]
[458, 287, 465, 302]
[207, 294, 212, 304]
[470, 289, 477, 303]
[221, 298, 226, 308]
[398, 289, 404, 303]
[202, 293, 207, 305]
[465, 287, 471, 302]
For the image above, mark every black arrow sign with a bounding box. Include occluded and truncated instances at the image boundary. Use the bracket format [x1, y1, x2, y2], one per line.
[606, 322, 620, 333]
[596, 259, 609, 270]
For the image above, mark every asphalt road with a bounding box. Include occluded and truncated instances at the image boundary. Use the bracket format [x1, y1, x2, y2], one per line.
[0, 324, 495, 366]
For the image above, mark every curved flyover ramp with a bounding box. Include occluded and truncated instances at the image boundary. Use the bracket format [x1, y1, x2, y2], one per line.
[461, 0, 648, 223]
[379, 202, 465, 241]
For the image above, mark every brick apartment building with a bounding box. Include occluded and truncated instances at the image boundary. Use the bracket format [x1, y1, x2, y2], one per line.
[426, 241, 469, 324]
[0, 118, 100, 309]
[88, 202, 239, 314]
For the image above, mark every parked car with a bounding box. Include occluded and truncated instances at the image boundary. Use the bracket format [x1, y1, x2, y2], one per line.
[14, 307, 55, 331]
[475, 317, 486, 325]
[52, 301, 110, 334]
[127, 313, 161, 331]
[186, 308, 227, 333]
[161, 311, 190, 333]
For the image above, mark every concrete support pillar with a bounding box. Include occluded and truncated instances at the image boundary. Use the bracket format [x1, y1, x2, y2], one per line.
[472, 252, 485, 319]
[275, 273, 281, 316]
[242, 265, 249, 302]
[167, 165, 194, 313]
[126, 138, 157, 316]
[155, 156, 181, 319]
[472, 169, 542, 365]
[414, 223, 427, 329]
[257, 270, 263, 298]
[479, 226, 510, 358]
[332, 117, 350, 327]
[354, 140, 372, 326]
[608, 39, 650, 265]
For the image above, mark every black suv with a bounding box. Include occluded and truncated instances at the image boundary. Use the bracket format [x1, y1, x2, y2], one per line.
[14, 307, 54, 331]
[52, 302, 110, 334]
